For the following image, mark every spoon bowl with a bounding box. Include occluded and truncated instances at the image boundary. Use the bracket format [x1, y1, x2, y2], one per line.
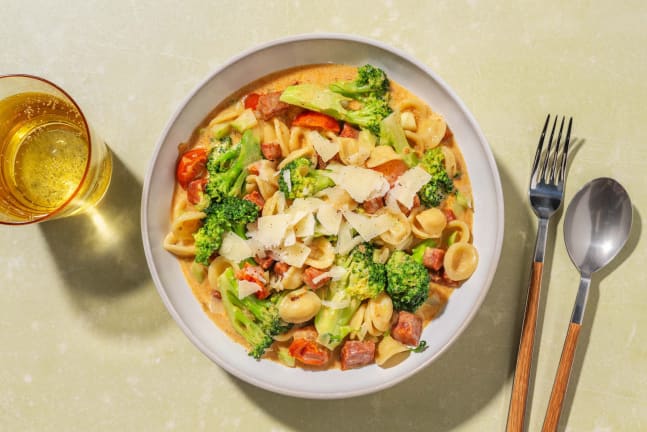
[542, 177, 632, 431]
[563, 177, 633, 276]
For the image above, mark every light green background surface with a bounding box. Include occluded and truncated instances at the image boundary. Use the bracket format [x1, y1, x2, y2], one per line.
[1, 1, 645, 431]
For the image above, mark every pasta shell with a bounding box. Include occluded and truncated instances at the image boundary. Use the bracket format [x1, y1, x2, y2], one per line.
[443, 242, 479, 281]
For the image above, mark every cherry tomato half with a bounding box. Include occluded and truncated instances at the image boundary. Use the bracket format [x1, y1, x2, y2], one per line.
[176, 148, 208, 189]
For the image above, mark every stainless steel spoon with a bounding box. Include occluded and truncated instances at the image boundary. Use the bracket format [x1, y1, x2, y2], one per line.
[542, 177, 633, 431]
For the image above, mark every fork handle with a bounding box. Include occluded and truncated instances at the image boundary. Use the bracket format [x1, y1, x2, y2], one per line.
[506, 261, 543, 432]
[541, 323, 581, 432]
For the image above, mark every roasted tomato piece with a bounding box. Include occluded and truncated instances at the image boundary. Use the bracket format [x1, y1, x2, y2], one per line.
[176, 148, 208, 189]
[288, 338, 331, 366]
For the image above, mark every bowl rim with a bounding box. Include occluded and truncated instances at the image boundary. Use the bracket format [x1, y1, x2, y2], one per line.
[141, 32, 504, 399]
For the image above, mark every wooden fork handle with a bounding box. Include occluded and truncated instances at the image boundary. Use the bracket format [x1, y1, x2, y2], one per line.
[541, 322, 582, 432]
[506, 261, 543, 432]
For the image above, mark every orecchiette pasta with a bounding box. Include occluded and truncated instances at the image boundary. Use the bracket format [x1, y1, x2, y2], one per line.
[209, 100, 244, 124]
[245, 160, 278, 200]
[410, 207, 447, 239]
[377, 208, 412, 250]
[441, 146, 457, 178]
[305, 237, 335, 269]
[278, 265, 304, 290]
[375, 334, 410, 366]
[162, 232, 196, 257]
[366, 144, 403, 168]
[445, 219, 471, 244]
[278, 288, 322, 324]
[337, 135, 373, 166]
[365, 293, 393, 334]
[272, 118, 291, 157]
[207, 256, 238, 289]
[278, 145, 316, 169]
[443, 242, 479, 281]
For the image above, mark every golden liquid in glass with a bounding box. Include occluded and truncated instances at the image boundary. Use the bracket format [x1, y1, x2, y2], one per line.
[0, 92, 109, 221]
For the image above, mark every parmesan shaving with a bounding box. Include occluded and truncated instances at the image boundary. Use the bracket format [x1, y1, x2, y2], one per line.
[335, 220, 364, 255]
[326, 164, 390, 202]
[307, 130, 339, 162]
[342, 210, 393, 241]
[237, 280, 262, 299]
[274, 243, 311, 267]
[316, 203, 342, 235]
[255, 214, 292, 248]
[389, 166, 431, 209]
[218, 232, 253, 262]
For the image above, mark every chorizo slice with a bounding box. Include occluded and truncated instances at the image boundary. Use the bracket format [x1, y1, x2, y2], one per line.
[422, 248, 445, 271]
[256, 91, 290, 120]
[303, 267, 330, 290]
[362, 197, 384, 214]
[391, 311, 423, 346]
[340, 340, 376, 370]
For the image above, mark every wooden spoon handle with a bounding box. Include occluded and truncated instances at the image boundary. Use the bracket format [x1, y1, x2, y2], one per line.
[541, 322, 582, 432]
[506, 261, 543, 432]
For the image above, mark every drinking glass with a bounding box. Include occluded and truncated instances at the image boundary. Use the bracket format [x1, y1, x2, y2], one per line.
[0, 75, 112, 225]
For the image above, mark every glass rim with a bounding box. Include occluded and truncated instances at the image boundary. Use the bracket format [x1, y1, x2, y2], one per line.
[0, 74, 94, 225]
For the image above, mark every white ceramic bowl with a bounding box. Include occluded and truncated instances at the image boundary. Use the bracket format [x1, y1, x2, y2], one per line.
[141, 34, 504, 399]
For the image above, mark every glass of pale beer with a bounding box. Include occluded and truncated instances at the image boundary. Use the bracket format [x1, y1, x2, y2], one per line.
[0, 75, 112, 225]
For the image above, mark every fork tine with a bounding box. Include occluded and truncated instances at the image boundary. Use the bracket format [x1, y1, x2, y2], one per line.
[558, 117, 573, 183]
[540, 116, 558, 183]
[531, 114, 551, 179]
[548, 117, 565, 183]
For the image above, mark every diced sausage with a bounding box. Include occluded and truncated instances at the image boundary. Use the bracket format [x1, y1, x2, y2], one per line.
[422, 248, 445, 271]
[261, 142, 282, 161]
[339, 123, 360, 139]
[273, 261, 290, 277]
[256, 91, 290, 120]
[340, 340, 376, 370]
[236, 263, 265, 284]
[362, 197, 384, 214]
[303, 267, 330, 290]
[243, 190, 265, 210]
[371, 159, 409, 185]
[391, 311, 423, 346]
[255, 254, 275, 270]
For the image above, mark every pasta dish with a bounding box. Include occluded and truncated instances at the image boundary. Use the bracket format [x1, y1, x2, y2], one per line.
[163, 64, 478, 370]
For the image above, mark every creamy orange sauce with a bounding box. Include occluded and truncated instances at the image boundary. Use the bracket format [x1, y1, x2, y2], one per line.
[171, 64, 474, 368]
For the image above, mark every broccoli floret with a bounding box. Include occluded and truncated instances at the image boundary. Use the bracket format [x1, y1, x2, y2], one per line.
[205, 130, 261, 202]
[277, 157, 335, 199]
[315, 243, 386, 349]
[218, 268, 289, 359]
[194, 196, 260, 265]
[210, 135, 233, 155]
[417, 147, 454, 207]
[379, 111, 418, 167]
[329, 64, 390, 99]
[280, 85, 391, 137]
[385, 250, 430, 312]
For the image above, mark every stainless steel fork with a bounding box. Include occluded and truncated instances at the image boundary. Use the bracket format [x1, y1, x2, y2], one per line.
[506, 115, 573, 432]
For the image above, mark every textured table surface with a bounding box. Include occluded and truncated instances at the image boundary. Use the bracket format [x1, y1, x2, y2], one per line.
[1, 1, 645, 431]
